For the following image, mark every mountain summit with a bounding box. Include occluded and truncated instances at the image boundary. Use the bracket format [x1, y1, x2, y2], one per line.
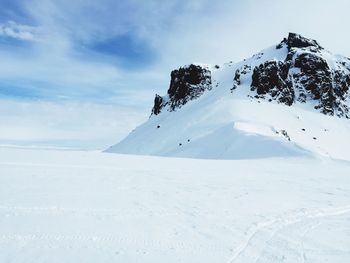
[107, 33, 350, 160]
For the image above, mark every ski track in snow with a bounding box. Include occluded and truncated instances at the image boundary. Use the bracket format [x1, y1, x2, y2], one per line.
[228, 206, 350, 263]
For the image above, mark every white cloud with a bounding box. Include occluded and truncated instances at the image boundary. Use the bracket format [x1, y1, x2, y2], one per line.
[0, 21, 40, 41]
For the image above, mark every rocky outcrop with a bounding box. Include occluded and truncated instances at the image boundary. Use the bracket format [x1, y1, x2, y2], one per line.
[168, 64, 212, 110]
[151, 64, 212, 115]
[250, 33, 350, 118]
[292, 53, 333, 113]
[152, 95, 164, 115]
[251, 61, 294, 106]
[277, 32, 322, 51]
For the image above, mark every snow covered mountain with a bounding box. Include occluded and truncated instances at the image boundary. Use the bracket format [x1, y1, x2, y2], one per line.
[107, 33, 350, 160]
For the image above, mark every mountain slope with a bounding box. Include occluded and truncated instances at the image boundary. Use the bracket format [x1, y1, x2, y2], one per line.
[107, 33, 350, 160]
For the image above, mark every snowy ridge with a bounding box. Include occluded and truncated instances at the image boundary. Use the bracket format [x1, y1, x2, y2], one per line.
[107, 33, 350, 161]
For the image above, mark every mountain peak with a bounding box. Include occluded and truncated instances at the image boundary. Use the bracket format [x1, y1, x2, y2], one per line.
[152, 33, 349, 118]
[107, 33, 350, 160]
[277, 32, 322, 50]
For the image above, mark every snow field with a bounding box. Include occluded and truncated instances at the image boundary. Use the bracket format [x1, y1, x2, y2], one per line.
[0, 147, 349, 262]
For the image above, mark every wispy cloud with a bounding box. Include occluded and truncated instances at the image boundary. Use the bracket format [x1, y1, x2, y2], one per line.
[0, 21, 39, 41]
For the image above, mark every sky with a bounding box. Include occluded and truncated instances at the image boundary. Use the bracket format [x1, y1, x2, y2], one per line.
[0, 0, 349, 149]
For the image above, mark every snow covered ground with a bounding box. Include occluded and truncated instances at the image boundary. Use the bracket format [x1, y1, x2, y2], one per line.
[1, 146, 349, 263]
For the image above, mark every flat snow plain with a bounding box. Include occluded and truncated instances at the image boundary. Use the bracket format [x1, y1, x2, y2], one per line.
[0, 147, 349, 263]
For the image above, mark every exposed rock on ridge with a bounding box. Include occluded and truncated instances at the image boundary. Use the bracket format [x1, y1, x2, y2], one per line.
[151, 64, 212, 115]
[250, 33, 350, 118]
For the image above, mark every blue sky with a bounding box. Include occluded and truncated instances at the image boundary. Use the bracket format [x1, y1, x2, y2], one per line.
[0, 0, 350, 149]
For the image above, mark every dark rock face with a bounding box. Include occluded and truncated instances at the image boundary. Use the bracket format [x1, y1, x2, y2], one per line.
[251, 61, 294, 106]
[151, 64, 212, 115]
[277, 33, 322, 50]
[231, 69, 241, 92]
[292, 53, 331, 101]
[168, 64, 212, 110]
[292, 53, 334, 114]
[286, 33, 321, 50]
[250, 33, 350, 118]
[152, 95, 164, 115]
[232, 65, 251, 92]
[291, 53, 349, 117]
[294, 53, 329, 73]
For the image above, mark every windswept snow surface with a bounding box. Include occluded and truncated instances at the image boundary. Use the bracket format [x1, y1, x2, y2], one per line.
[0, 147, 349, 263]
